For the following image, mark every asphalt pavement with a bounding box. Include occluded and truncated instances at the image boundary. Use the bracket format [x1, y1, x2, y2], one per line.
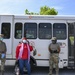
[0, 66, 75, 75]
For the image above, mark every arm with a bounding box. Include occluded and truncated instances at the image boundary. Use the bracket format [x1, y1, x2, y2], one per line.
[4, 42, 7, 54]
[0, 42, 7, 58]
[48, 44, 52, 53]
[58, 46, 60, 53]
[57, 45, 60, 53]
[16, 45, 20, 59]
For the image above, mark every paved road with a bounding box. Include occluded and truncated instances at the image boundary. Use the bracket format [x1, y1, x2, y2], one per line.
[1, 66, 75, 75]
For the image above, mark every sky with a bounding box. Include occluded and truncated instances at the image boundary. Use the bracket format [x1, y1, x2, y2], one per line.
[0, 0, 75, 15]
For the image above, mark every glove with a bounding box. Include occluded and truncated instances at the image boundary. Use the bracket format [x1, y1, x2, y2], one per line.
[54, 50, 58, 53]
[50, 50, 54, 53]
[50, 50, 58, 53]
[1, 53, 5, 58]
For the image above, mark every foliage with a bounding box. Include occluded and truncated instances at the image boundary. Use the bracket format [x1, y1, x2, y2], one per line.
[25, 6, 58, 15]
[25, 9, 29, 14]
[40, 6, 58, 15]
[25, 9, 39, 15]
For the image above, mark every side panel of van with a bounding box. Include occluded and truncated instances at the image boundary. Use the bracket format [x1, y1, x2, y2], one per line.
[0, 15, 14, 65]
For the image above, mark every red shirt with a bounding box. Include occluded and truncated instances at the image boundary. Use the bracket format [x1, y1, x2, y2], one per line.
[16, 43, 33, 60]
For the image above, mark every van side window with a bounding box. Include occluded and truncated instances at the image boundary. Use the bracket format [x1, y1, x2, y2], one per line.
[1, 23, 11, 39]
[24, 23, 37, 39]
[15, 23, 22, 39]
[39, 23, 52, 39]
[53, 23, 66, 39]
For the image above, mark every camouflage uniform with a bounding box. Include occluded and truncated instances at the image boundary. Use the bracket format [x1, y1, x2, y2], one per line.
[0, 34, 7, 75]
[48, 37, 60, 75]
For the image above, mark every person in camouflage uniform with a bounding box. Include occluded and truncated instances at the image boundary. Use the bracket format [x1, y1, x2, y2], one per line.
[0, 34, 7, 75]
[48, 37, 60, 75]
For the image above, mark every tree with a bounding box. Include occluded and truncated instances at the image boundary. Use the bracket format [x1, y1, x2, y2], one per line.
[25, 9, 29, 14]
[25, 9, 39, 15]
[40, 6, 58, 15]
[25, 6, 58, 15]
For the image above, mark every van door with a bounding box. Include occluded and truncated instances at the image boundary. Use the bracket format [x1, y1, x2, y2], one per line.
[0, 15, 13, 58]
[68, 22, 75, 68]
[13, 22, 23, 58]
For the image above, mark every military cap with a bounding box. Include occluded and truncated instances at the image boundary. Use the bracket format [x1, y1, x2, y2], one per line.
[51, 37, 57, 40]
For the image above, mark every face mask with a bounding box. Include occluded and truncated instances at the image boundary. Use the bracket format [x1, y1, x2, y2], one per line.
[0, 38, 3, 41]
[52, 40, 56, 44]
[22, 40, 27, 43]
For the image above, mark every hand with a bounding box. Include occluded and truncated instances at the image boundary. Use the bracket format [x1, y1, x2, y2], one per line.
[50, 50, 53, 53]
[50, 50, 58, 53]
[1, 53, 5, 58]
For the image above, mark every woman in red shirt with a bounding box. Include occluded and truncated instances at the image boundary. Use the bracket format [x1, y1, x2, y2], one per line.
[16, 37, 33, 75]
